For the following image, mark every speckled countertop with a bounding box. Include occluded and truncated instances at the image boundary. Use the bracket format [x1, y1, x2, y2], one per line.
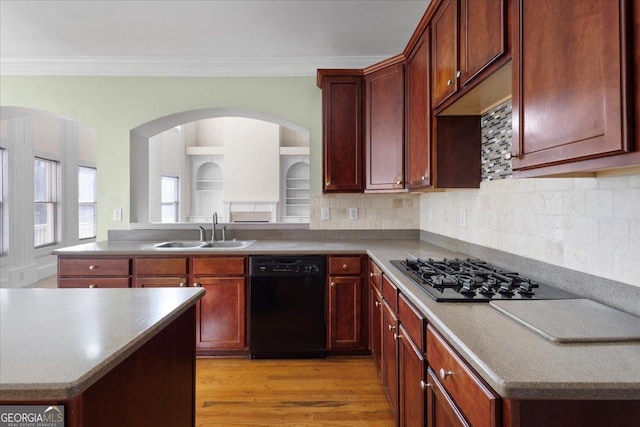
[0, 287, 204, 401]
[52, 239, 640, 400]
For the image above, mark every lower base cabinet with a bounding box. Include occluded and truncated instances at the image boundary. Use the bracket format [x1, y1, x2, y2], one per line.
[426, 368, 469, 427]
[382, 300, 399, 420]
[399, 324, 426, 427]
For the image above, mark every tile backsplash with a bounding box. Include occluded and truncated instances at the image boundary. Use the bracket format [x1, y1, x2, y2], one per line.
[482, 99, 512, 181]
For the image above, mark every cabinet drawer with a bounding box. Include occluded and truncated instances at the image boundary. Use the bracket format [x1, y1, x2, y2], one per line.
[136, 257, 188, 275]
[58, 278, 131, 288]
[368, 260, 382, 292]
[398, 293, 425, 352]
[426, 324, 499, 427]
[193, 257, 246, 275]
[329, 256, 362, 275]
[137, 276, 189, 288]
[59, 258, 131, 277]
[382, 274, 398, 313]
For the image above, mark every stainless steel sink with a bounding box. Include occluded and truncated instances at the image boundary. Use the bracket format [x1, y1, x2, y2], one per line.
[154, 241, 206, 249]
[200, 240, 256, 249]
[153, 240, 256, 250]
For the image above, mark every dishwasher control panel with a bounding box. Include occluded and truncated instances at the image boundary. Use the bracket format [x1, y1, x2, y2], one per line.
[249, 256, 325, 276]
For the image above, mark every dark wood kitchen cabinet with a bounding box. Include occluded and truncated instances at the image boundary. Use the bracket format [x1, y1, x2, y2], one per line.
[426, 324, 500, 427]
[364, 59, 405, 192]
[327, 256, 368, 352]
[369, 260, 384, 374]
[398, 293, 427, 427]
[193, 256, 247, 355]
[134, 256, 189, 288]
[58, 256, 132, 288]
[404, 28, 432, 190]
[382, 298, 400, 422]
[318, 71, 364, 193]
[511, 0, 637, 177]
[431, 0, 508, 109]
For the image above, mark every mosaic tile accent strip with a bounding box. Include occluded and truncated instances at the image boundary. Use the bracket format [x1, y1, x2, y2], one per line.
[481, 99, 512, 181]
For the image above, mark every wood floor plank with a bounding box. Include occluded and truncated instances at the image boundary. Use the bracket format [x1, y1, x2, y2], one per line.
[196, 356, 394, 426]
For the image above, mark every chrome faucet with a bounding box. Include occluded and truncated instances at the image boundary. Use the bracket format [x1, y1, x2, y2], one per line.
[211, 212, 218, 242]
[198, 226, 206, 242]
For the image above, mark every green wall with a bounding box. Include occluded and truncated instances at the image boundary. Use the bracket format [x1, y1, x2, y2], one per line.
[0, 76, 323, 239]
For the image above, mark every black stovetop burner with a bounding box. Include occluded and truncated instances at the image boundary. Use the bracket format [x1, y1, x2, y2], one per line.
[390, 258, 575, 302]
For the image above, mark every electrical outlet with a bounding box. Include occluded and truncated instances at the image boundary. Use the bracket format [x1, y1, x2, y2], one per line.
[458, 209, 466, 227]
[112, 208, 122, 221]
[321, 207, 330, 220]
[349, 207, 358, 220]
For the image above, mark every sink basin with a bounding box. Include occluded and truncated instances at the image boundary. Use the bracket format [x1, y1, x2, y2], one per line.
[201, 240, 256, 249]
[154, 241, 206, 249]
[153, 240, 256, 250]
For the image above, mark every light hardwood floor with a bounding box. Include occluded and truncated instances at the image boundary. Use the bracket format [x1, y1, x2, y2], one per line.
[196, 356, 394, 426]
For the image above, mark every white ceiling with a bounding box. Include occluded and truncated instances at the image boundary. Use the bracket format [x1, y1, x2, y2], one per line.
[0, 0, 430, 76]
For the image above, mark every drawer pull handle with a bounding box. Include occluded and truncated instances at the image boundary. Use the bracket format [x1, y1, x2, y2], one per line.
[88, 284, 96, 288]
[89, 265, 97, 271]
[420, 380, 431, 390]
[388, 324, 396, 331]
[439, 368, 454, 380]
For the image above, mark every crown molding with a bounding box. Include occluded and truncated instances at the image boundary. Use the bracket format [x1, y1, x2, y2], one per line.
[0, 56, 389, 77]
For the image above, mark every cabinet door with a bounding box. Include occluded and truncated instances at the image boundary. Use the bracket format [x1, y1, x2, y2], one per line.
[405, 29, 432, 190]
[426, 369, 470, 427]
[512, 0, 632, 171]
[327, 276, 363, 350]
[365, 63, 405, 191]
[369, 282, 383, 375]
[431, 0, 458, 107]
[458, 0, 506, 86]
[322, 75, 364, 192]
[382, 300, 399, 419]
[399, 325, 426, 427]
[195, 277, 246, 350]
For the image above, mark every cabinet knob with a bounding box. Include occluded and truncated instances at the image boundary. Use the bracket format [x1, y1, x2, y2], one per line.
[396, 180, 402, 185]
[330, 282, 336, 287]
[179, 282, 186, 287]
[193, 282, 200, 287]
[326, 181, 331, 186]
[388, 324, 396, 331]
[88, 284, 96, 288]
[420, 380, 432, 390]
[446, 79, 453, 86]
[421, 175, 426, 181]
[89, 265, 97, 271]
[370, 272, 374, 277]
[505, 152, 519, 160]
[456, 70, 462, 78]
[374, 300, 380, 307]
[439, 368, 454, 380]
[394, 333, 402, 340]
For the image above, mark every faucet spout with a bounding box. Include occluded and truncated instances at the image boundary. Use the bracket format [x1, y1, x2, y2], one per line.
[198, 226, 206, 242]
[211, 212, 218, 242]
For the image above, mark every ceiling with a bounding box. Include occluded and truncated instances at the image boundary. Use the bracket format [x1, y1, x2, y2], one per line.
[0, 0, 430, 76]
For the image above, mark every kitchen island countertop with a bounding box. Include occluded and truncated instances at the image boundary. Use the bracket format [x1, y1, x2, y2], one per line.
[51, 239, 640, 400]
[0, 287, 205, 401]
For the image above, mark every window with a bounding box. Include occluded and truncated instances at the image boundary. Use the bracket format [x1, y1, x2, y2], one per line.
[78, 166, 97, 239]
[161, 175, 179, 223]
[34, 157, 60, 247]
[0, 148, 7, 255]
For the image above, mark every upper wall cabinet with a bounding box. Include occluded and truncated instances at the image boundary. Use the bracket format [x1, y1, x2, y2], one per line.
[404, 29, 432, 190]
[431, 0, 508, 110]
[511, 0, 638, 177]
[318, 71, 364, 193]
[365, 60, 405, 192]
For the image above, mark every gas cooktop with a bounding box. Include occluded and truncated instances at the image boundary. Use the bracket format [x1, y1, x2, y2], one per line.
[390, 258, 576, 302]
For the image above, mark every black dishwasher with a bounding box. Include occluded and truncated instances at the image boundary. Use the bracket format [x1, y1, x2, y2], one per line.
[249, 255, 326, 359]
